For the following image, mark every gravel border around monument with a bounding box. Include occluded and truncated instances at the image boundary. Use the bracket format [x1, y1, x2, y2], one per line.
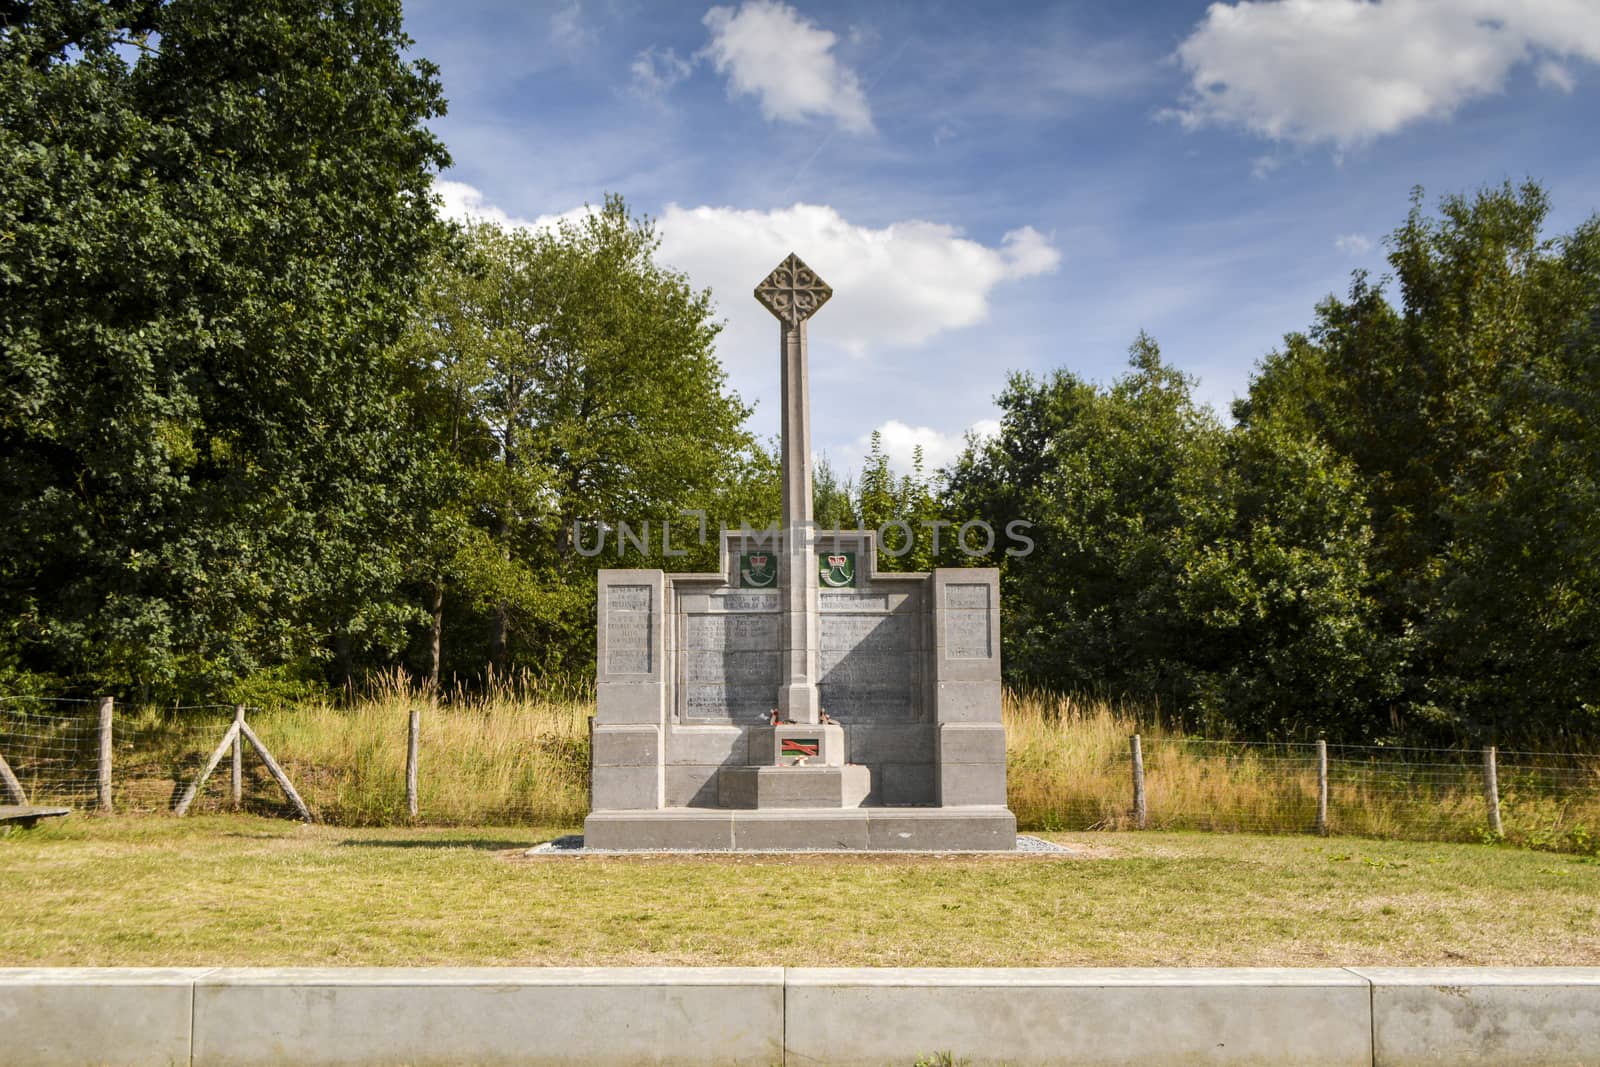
[525, 834, 1072, 856]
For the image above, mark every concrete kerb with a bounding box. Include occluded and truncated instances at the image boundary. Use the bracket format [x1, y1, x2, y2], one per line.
[4, 966, 1600, 1066]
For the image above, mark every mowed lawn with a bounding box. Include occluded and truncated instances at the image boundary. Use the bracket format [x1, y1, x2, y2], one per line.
[2, 816, 1597, 968]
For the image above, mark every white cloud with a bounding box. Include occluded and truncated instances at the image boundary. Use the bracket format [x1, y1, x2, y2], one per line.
[701, 0, 873, 132]
[1250, 154, 1283, 180]
[631, 46, 694, 98]
[655, 202, 1059, 360]
[427, 184, 1056, 447]
[1335, 233, 1373, 255]
[1537, 59, 1577, 93]
[846, 418, 1000, 478]
[549, 1, 591, 52]
[1173, 0, 1600, 147]
[434, 180, 544, 230]
[434, 180, 599, 235]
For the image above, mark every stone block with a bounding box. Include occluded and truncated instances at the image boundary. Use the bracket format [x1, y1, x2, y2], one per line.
[846, 723, 936, 764]
[665, 726, 745, 766]
[591, 765, 659, 811]
[718, 765, 758, 808]
[718, 765, 869, 808]
[0, 967, 203, 1067]
[865, 808, 1016, 851]
[881, 762, 937, 806]
[749, 722, 844, 766]
[595, 681, 664, 725]
[192, 967, 784, 1066]
[939, 761, 1008, 806]
[584, 810, 735, 850]
[665, 764, 721, 807]
[591, 725, 659, 767]
[842, 763, 871, 807]
[938, 723, 1007, 764]
[1356, 966, 1600, 1066]
[732, 810, 871, 850]
[784, 968, 1370, 1065]
[933, 679, 1003, 723]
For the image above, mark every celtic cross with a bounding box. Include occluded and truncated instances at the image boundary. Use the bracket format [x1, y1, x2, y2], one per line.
[755, 252, 829, 723]
[754, 253, 832, 326]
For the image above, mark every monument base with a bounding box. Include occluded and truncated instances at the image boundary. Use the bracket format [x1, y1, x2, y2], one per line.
[582, 806, 1017, 851]
[718, 764, 871, 808]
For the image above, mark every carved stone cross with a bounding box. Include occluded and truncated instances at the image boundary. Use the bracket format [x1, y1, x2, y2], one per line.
[755, 253, 831, 724]
[754, 253, 833, 326]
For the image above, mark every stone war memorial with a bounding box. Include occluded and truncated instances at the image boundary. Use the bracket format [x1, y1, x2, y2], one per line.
[585, 254, 1016, 850]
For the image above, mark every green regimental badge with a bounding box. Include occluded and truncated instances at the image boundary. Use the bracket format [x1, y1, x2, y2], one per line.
[739, 552, 777, 588]
[818, 551, 856, 588]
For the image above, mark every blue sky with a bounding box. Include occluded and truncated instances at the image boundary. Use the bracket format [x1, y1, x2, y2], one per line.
[403, 0, 1600, 475]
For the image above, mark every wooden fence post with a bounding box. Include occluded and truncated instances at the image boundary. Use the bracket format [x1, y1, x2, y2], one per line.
[406, 707, 420, 820]
[231, 705, 245, 809]
[0, 748, 27, 805]
[237, 721, 312, 823]
[1131, 734, 1147, 830]
[1315, 739, 1329, 836]
[174, 721, 242, 816]
[97, 695, 113, 813]
[1483, 745, 1503, 838]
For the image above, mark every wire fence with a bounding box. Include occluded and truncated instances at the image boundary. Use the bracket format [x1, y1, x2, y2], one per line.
[1011, 732, 1600, 852]
[4, 695, 1599, 853]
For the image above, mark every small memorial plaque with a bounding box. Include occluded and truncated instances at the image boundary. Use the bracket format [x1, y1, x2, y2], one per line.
[604, 583, 652, 674]
[712, 591, 780, 613]
[779, 736, 822, 765]
[820, 591, 887, 612]
[946, 610, 992, 659]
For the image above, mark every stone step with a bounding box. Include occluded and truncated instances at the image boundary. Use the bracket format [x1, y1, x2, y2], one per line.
[718, 765, 871, 809]
[583, 806, 1018, 851]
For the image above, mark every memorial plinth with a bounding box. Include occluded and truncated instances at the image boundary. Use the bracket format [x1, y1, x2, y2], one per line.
[584, 253, 1016, 851]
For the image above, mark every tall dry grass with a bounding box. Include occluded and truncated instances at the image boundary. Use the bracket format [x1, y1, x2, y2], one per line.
[8, 681, 1598, 851]
[1003, 688, 1600, 852]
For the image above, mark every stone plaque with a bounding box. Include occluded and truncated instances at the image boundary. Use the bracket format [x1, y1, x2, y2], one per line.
[946, 611, 991, 659]
[605, 584, 652, 674]
[821, 612, 913, 652]
[820, 591, 887, 612]
[685, 682, 775, 722]
[685, 650, 779, 684]
[944, 583, 989, 611]
[686, 612, 780, 651]
[817, 611, 916, 721]
[711, 591, 779, 613]
[682, 607, 780, 722]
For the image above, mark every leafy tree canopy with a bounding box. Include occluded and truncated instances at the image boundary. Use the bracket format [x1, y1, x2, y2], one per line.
[0, 0, 449, 698]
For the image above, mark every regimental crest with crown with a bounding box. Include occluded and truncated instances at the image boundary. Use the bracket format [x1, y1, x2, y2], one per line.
[819, 552, 856, 588]
[754, 253, 832, 326]
[740, 552, 777, 588]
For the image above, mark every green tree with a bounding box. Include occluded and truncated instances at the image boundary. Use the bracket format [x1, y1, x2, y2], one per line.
[948, 335, 1380, 737]
[1240, 182, 1600, 741]
[404, 200, 759, 679]
[0, 0, 449, 698]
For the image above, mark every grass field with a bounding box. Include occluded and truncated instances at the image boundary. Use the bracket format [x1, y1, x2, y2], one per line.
[3, 816, 1597, 968]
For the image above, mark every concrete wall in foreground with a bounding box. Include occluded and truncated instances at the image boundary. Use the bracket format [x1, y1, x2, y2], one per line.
[3, 966, 1600, 1066]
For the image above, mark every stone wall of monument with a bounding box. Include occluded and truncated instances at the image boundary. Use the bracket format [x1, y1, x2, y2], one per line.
[594, 549, 1005, 813]
[660, 560, 941, 807]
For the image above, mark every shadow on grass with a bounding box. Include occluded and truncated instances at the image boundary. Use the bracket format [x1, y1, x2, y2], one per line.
[337, 838, 534, 851]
